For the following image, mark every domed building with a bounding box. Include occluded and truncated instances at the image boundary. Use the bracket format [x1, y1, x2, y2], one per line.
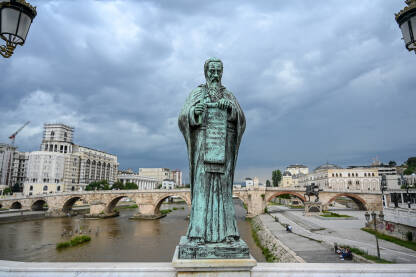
[281, 165, 309, 188]
[282, 171, 293, 188]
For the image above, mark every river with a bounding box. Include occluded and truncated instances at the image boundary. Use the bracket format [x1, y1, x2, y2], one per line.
[0, 199, 265, 262]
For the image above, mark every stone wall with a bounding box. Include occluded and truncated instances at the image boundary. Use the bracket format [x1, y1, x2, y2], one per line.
[251, 216, 304, 263]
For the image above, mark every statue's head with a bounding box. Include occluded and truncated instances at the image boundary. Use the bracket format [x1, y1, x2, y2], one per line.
[204, 57, 223, 86]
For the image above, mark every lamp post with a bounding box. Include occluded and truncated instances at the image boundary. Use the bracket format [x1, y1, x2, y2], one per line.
[396, 0, 416, 53]
[0, 0, 36, 58]
[371, 211, 381, 259]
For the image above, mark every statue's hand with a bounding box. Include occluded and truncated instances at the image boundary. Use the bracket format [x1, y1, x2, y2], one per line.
[194, 103, 206, 116]
[218, 99, 232, 110]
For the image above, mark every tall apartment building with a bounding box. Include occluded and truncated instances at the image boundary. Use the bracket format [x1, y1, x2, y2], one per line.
[0, 143, 17, 191]
[23, 124, 118, 195]
[138, 168, 183, 186]
[0, 144, 28, 193]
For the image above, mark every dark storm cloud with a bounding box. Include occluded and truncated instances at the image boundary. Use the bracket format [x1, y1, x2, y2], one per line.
[0, 0, 415, 183]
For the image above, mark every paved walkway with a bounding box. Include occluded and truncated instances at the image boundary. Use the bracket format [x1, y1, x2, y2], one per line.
[268, 207, 416, 263]
[259, 214, 348, 263]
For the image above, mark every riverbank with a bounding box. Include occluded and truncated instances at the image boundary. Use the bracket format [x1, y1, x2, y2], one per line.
[248, 216, 304, 263]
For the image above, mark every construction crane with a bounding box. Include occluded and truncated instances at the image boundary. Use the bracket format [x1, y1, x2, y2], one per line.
[9, 121, 30, 145]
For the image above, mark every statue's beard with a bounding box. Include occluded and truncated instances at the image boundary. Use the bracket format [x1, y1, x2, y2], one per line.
[207, 78, 221, 90]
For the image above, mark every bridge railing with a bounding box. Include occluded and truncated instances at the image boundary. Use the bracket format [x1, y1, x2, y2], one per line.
[0, 189, 192, 201]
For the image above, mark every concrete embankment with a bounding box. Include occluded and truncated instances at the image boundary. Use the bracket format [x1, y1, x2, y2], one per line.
[250, 216, 305, 263]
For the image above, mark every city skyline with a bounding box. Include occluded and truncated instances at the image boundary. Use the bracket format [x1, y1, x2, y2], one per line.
[1, 1, 415, 184]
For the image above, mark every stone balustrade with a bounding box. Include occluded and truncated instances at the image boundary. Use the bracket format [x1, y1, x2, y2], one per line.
[0, 260, 415, 276]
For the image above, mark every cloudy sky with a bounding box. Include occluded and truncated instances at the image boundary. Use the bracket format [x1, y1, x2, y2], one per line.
[1, 0, 415, 183]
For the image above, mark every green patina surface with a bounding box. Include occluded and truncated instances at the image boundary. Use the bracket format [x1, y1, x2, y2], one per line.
[178, 58, 248, 259]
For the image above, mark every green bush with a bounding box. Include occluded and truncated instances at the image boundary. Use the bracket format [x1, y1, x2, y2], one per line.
[70, 235, 91, 246]
[160, 209, 172, 215]
[56, 241, 71, 249]
[321, 211, 351, 218]
[56, 235, 91, 250]
[406, 232, 413, 242]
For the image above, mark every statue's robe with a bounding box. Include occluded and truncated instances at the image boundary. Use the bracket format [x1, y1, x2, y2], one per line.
[178, 84, 246, 243]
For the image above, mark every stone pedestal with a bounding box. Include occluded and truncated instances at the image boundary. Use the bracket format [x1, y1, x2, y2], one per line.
[177, 236, 249, 259]
[304, 201, 323, 216]
[172, 245, 257, 277]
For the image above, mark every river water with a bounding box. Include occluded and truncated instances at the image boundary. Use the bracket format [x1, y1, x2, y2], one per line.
[0, 200, 265, 262]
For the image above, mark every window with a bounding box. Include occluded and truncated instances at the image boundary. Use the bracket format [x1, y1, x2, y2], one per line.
[43, 185, 48, 191]
[71, 186, 75, 191]
[372, 173, 375, 176]
[348, 173, 350, 177]
[364, 173, 367, 177]
[30, 185, 33, 191]
[356, 181, 360, 185]
[340, 173, 342, 177]
[29, 192, 32, 196]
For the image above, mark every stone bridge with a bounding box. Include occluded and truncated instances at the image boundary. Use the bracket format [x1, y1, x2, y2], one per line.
[0, 187, 382, 218]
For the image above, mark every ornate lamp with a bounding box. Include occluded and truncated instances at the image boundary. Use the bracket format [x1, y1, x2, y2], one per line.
[0, 0, 36, 58]
[364, 211, 370, 222]
[379, 211, 384, 221]
[396, 0, 416, 53]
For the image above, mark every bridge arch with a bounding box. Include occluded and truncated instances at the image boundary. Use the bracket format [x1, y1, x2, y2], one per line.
[232, 194, 250, 212]
[326, 193, 367, 210]
[62, 196, 83, 213]
[10, 201, 22, 210]
[105, 195, 128, 213]
[266, 191, 306, 203]
[153, 194, 191, 215]
[31, 199, 48, 211]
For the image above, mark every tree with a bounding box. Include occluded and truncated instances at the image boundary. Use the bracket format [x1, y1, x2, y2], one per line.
[124, 182, 138, 190]
[388, 161, 397, 167]
[404, 168, 414, 175]
[272, 170, 282, 187]
[111, 181, 125, 190]
[266, 180, 271, 187]
[3, 188, 12, 195]
[406, 157, 416, 168]
[85, 180, 110, 191]
[12, 183, 21, 192]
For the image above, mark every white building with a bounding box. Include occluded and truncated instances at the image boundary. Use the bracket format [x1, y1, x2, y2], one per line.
[281, 165, 309, 188]
[139, 168, 183, 186]
[23, 151, 65, 195]
[23, 124, 119, 195]
[244, 177, 264, 188]
[162, 179, 176, 190]
[171, 169, 183, 187]
[298, 163, 380, 192]
[286, 164, 309, 176]
[118, 171, 158, 190]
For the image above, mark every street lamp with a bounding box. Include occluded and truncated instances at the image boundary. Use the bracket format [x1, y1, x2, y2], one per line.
[0, 0, 37, 58]
[371, 211, 381, 259]
[396, 0, 416, 53]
